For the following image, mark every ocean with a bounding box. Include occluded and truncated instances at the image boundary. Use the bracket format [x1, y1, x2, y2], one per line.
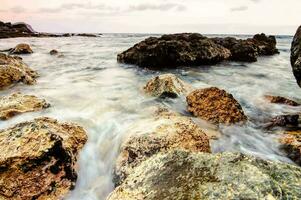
[0, 34, 300, 199]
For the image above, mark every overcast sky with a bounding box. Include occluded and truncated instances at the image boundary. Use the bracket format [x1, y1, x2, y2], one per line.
[1, 0, 300, 35]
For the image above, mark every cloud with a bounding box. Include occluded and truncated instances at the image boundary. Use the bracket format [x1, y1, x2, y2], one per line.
[128, 3, 186, 12]
[250, 0, 261, 3]
[230, 6, 249, 12]
[10, 6, 26, 13]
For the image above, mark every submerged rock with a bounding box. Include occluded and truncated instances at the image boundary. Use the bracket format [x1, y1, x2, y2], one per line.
[265, 115, 299, 129]
[265, 95, 300, 106]
[9, 43, 33, 54]
[117, 33, 231, 68]
[0, 53, 38, 89]
[0, 93, 50, 120]
[50, 49, 59, 55]
[280, 130, 301, 166]
[118, 33, 278, 68]
[113, 110, 211, 186]
[144, 74, 193, 98]
[291, 26, 301, 87]
[0, 117, 87, 200]
[108, 150, 301, 200]
[186, 87, 247, 125]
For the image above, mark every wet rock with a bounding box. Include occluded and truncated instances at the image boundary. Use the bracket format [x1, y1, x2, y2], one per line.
[144, 74, 193, 98]
[50, 49, 59, 55]
[9, 43, 33, 54]
[280, 129, 301, 165]
[0, 93, 50, 120]
[252, 33, 279, 55]
[0, 53, 38, 89]
[113, 110, 211, 186]
[186, 87, 247, 125]
[264, 115, 299, 129]
[291, 26, 301, 87]
[76, 33, 97, 37]
[107, 150, 301, 200]
[265, 95, 300, 106]
[0, 117, 88, 199]
[117, 33, 231, 68]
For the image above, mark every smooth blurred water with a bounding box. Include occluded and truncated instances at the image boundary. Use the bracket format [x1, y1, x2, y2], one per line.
[0, 34, 300, 200]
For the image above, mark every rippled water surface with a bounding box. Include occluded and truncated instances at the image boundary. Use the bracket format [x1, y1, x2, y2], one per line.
[0, 34, 301, 200]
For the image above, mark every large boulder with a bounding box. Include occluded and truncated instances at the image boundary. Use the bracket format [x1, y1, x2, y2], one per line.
[113, 110, 211, 186]
[107, 150, 301, 200]
[0, 93, 50, 120]
[117, 33, 231, 68]
[252, 33, 279, 55]
[291, 26, 301, 87]
[9, 43, 33, 54]
[143, 74, 193, 98]
[265, 95, 300, 106]
[186, 87, 247, 125]
[0, 53, 38, 89]
[0, 117, 88, 199]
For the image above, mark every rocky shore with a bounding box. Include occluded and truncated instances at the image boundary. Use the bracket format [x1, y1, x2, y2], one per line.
[0, 21, 101, 39]
[117, 33, 278, 68]
[0, 24, 301, 200]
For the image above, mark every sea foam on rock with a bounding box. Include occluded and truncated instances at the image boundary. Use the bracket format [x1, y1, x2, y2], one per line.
[0, 53, 38, 89]
[117, 33, 279, 68]
[108, 150, 301, 200]
[143, 73, 193, 98]
[0, 117, 88, 200]
[291, 26, 301, 87]
[113, 109, 211, 186]
[0, 93, 50, 120]
[186, 87, 247, 125]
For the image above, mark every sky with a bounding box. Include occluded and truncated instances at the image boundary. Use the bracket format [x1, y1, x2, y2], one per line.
[0, 0, 300, 35]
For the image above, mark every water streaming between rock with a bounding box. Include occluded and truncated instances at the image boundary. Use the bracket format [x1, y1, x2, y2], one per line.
[0, 34, 300, 199]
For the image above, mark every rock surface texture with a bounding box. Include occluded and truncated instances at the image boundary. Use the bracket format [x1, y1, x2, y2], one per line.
[0, 93, 50, 120]
[9, 43, 33, 54]
[280, 129, 301, 166]
[143, 74, 192, 98]
[0, 117, 87, 200]
[186, 87, 247, 124]
[113, 110, 210, 186]
[265, 95, 300, 106]
[0, 53, 38, 89]
[291, 26, 301, 87]
[108, 150, 301, 200]
[118, 33, 279, 68]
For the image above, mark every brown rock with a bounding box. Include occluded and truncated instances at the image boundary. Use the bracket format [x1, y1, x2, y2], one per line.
[186, 87, 247, 125]
[113, 110, 210, 186]
[291, 26, 301, 87]
[264, 115, 299, 129]
[143, 74, 193, 98]
[49, 49, 59, 55]
[265, 95, 300, 106]
[0, 53, 38, 89]
[0, 117, 88, 200]
[9, 43, 33, 54]
[280, 129, 301, 165]
[0, 93, 50, 120]
[252, 33, 279, 55]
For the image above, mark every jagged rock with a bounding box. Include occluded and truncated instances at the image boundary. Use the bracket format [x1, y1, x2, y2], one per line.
[144, 74, 193, 98]
[50, 49, 59, 55]
[0, 53, 38, 89]
[0, 117, 88, 200]
[117, 33, 231, 68]
[107, 150, 301, 200]
[186, 87, 247, 125]
[265, 95, 300, 106]
[118, 33, 279, 68]
[291, 26, 301, 87]
[113, 110, 211, 186]
[264, 115, 299, 129]
[0, 93, 50, 120]
[280, 129, 301, 166]
[9, 43, 33, 54]
[0, 21, 35, 39]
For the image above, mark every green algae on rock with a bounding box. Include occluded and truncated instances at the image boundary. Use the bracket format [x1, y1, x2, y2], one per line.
[0, 93, 50, 120]
[0, 117, 88, 200]
[144, 73, 193, 98]
[108, 150, 301, 200]
[0, 53, 38, 90]
[113, 110, 211, 186]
